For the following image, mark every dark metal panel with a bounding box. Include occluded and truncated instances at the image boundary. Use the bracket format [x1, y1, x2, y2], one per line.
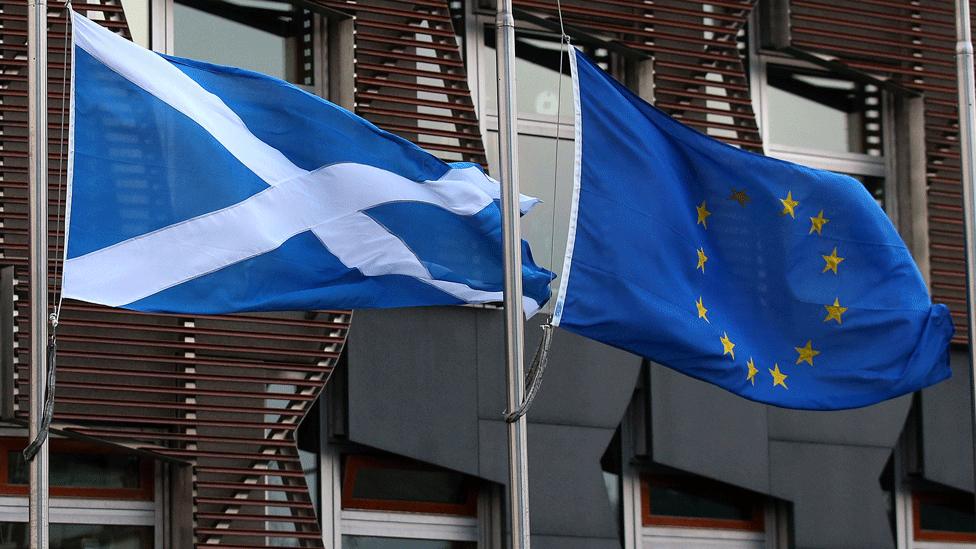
[476, 312, 642, 427]
[347, 307, 640, 541]
[650, 364, 770, 495]
[920, 349, 973, 492]
[767, 395, 911, 448]
[346, 307, 482, 477]
[523, 423, 620, 539]
[769, 440, 896, 549]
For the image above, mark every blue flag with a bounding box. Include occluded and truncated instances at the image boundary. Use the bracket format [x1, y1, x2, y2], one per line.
[553, 48, 952, 410]
[62, 12, 552, 315]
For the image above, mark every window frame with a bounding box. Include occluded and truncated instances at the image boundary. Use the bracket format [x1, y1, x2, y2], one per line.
[639, 474, 766, 532]
[912, 491, 976, 543]
[341, 454, 480, 517]
[747, 10, 897, 222]
[0, 437, 154, 501]
[150, 0, 330, 97]
[0, 431, 159, 547]
[751, 51, 889, 174]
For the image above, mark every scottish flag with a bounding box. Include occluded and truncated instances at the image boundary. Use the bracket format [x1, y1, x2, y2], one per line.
[63, 12, 552, 315]
[553, 49, 952, 410]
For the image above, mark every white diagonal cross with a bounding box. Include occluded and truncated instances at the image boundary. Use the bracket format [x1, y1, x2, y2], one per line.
[65, 13, 539, 313]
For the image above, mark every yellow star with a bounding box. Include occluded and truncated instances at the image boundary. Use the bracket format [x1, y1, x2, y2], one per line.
[795, 340, 820, 366]
[697, 247, 708, 273]
[822, 247, 845, 274]
[746, 357, 758, 385]
[720, 332, 735, 360]
[769, 363, 788, 389]
[696, 296, 709, 323]
[696, 201, 711, 229]
[729, 189, 750, 206]
[809, 210, 829, 235]
[780, 191, 799, 218]
[823, 297, 847, 325]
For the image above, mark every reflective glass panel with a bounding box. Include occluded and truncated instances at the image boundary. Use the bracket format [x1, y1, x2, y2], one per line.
[8, 450, 142, 490]
[348, 465, 467, 505]
[485, 132, 574, 291]
[919, 496, 976, 534]
[342, 537, 475, 549]
[174, 0, 312, 85]
[119, 0, 150, 48]
[647, 479, 757, 522]
[0, 523, 152, 549]
[765, 65, 883, 156]
[480, 28, 574, 120]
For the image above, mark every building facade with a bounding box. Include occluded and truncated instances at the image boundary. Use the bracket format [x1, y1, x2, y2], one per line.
[0, 0, 973, 547]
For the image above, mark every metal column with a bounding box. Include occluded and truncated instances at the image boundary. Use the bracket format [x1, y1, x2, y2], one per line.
[954, 0, 976, 514]
[27, 0, 50, 546]
[495, 0, 531, 547]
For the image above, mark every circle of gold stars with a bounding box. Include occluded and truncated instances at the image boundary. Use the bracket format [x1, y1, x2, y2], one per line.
[689, 187, 850, 393]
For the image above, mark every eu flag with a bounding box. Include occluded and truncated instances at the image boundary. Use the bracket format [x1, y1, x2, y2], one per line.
[552, 48, 953, 410]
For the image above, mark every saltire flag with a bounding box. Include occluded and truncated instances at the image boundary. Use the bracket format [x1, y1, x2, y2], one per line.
[552, 48, 953, 410]
[63, 12, 553, 315]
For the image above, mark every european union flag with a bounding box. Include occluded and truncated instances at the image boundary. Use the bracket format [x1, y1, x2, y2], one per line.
[552, 48, 953, 410]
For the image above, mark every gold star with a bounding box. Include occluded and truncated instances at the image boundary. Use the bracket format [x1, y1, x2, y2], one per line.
[809, 210, 829, 235]
[822, 247, 845, 274]
[823, 298, 847, 325]
[729, 189, 750, 206]
[696, 296, 709, 323]
[769, 363, 788, 389]
[780, 191, 799, 218]
[697, 248, 708, 273]
[746, 357, 758, 385]
[795, 340, 820, 366]
[720, 332, 735, 360]
[696, 201, 711, 229]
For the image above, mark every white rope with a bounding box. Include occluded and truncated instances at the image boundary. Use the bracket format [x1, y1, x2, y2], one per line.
[508, 0, 570, 423]
[51, 0, 73, 329]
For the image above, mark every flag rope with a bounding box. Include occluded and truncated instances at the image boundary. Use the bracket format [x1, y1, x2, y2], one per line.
[25, 0, 70, 462]
[507, 0, 570, 423]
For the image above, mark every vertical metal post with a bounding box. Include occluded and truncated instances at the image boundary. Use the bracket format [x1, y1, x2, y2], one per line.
[495, 1, 530, 547]
[955, 0, 976, 513]
[27, 0, 49, 546]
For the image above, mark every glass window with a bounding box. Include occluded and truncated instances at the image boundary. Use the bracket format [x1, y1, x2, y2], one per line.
[479, 27, 574, 121]
[342, 537, 475, 549]
[765, 65, 883, 156]
[484, 132, 574, 280]
[0, 439, 152, 500]
[173, 0, 315, 86]
[119, 0, 150, 48]
[915, 491, 976, 542]
[342, 455, 477, 516]
[642, 474, 765, 531]
[0, 523, 152, 549]
[475, 23, 610, 295]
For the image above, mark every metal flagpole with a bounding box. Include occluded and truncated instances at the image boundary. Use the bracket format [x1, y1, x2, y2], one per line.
[27, 0, 50, 546]
[955, 0, 976, 514]
[495, 0, 531, 547]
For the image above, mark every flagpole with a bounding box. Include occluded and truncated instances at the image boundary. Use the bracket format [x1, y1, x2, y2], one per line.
[27, 0, 50, 546]
[495, 0, 531, 547]
[954, 0, 976, 513]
